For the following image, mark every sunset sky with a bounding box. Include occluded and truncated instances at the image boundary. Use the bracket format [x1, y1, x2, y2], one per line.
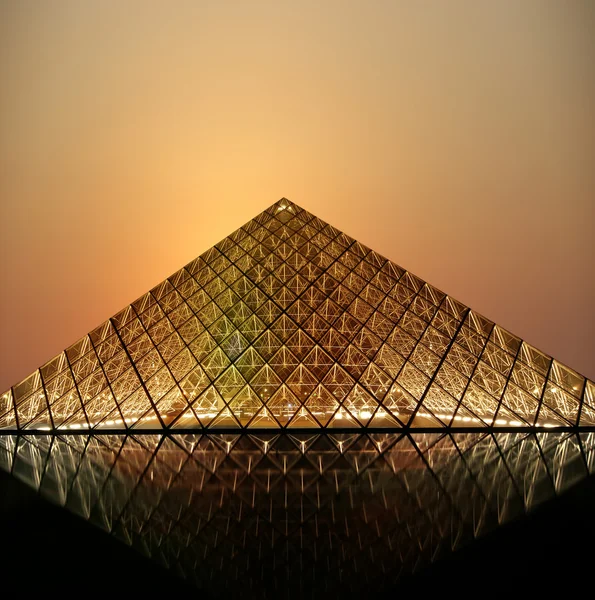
[1, 0, 593, 393]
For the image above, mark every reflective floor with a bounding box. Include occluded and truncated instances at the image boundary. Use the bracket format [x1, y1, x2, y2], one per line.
[1, 429, 594, 597]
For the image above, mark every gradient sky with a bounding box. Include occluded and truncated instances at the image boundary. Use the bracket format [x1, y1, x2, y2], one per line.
[1, 0, 594, 393]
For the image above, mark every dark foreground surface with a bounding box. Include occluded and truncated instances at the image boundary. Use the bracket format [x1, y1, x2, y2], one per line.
[1, 467, 593, 597]
[397, 472, 595, 594]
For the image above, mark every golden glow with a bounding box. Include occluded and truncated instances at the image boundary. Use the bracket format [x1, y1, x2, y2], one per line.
[1, 199, 593, 435]
[1, 3, 594, 400]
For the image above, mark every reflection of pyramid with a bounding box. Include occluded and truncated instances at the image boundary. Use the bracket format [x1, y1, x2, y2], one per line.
[1, 198, 594, 595]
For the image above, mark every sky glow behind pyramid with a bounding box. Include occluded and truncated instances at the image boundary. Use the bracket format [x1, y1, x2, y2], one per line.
[1, 198, 594, 433]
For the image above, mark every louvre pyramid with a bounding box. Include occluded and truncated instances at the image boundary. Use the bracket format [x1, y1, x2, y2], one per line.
[1, 198, 594, 596]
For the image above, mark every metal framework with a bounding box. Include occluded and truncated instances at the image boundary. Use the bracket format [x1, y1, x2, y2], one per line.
[1, 198, 593, 596]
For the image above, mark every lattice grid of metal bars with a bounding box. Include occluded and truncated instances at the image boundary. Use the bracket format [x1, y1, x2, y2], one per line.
[1, 198, 593, 432]
[0, 198, 594, 596]
[0, 430, 593, 596]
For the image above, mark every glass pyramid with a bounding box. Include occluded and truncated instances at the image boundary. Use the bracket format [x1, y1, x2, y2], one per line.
[1, 198, 593, 596]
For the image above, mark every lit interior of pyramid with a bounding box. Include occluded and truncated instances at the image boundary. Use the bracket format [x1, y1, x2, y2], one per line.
[1, 198, 594, 594]
[1, 199, 594, 433]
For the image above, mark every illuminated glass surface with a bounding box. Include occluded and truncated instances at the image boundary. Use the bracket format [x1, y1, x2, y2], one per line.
[1, 198, 593, 595]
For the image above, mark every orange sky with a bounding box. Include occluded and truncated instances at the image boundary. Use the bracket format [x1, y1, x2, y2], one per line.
[1, 0, 594, 392]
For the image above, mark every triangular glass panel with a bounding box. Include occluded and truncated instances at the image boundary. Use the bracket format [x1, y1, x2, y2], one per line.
[228, 385, 264, 424]
[580, 381, 595, 426]
[287, 406, 319, 428]
[409, 405, 447, 428]
[368, 409, 402, 428]
[189, 386, 224, 426]
[248, 405, 281, 429]
[209, 407, 241, 429]
[249, 364, 283, 403]
[305, 385, 341, 427]
[266, 384, 300, 426]
[170, 406, 203, 429]
[234, 347, 265, 382]
[285, 364, 319, 401]
[118, 389, 161, 428]
[268, 346, 300, 382]
[93, 405, 127, 430]
[213, 365, 246, 402]
[343, 384, 378, 427]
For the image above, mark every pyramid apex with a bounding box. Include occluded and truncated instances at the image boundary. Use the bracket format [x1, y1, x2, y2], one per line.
[269, 197, 297, 214]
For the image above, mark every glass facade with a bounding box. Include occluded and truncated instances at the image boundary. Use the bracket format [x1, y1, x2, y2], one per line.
[1, 198, 593, 595]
